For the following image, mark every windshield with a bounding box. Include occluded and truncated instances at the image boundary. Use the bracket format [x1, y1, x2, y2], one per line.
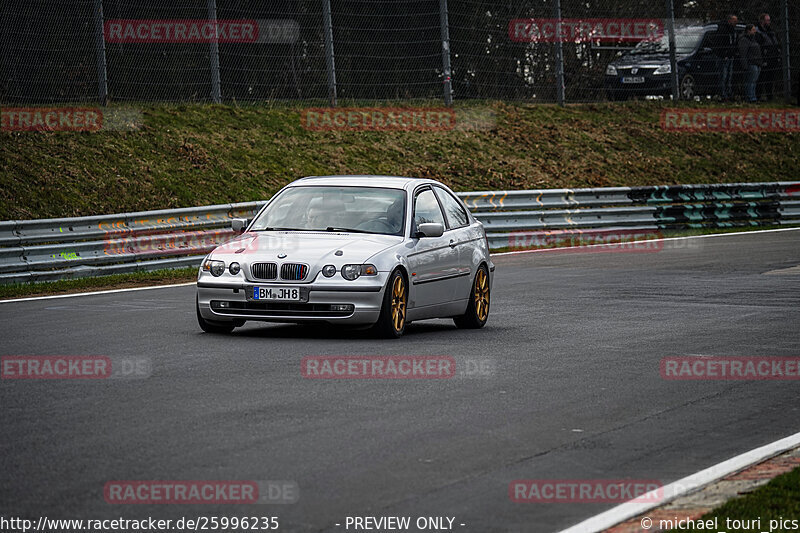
[629, 29, 704, 55]
[251, 186, 407, 236]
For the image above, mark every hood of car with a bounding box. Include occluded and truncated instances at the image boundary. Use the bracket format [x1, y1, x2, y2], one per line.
[210, 230, 400, 270]
[611, 53, 688, 68]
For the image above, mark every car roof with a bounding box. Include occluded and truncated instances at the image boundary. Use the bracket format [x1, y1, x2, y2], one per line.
[291, 175, 439, 190]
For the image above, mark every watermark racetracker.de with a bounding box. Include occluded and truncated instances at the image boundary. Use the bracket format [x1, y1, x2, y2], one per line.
[509, 18, 663, 43]
[300, 107, 496, 132]
[1, 356, 152, 380]
[661, 357, 800, 380]
[301, 356, 496, 379]
[1, 107, 142, 132]
[509, 479, 663, 503]
[103, 230, 305, 259]
[104, 19, 299, 44]
[302, 356, 456, 379]
[660, 109, 800, 133]
[103, 480, 298, 504]
[302, 108, 456, 132]
[506, 228, 701, 253]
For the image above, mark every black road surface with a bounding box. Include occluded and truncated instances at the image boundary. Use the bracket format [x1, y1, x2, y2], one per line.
[2, 230, 799, 532]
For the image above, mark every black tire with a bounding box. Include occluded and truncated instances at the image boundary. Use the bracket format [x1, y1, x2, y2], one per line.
[196, 296, 236, 334]
[373, 269, 407, 338]
[454, 265, 490, 329]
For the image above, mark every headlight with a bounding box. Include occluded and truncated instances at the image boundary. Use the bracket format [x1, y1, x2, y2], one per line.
[203, 259, 225, 277]
[341, 264, 378, 280]
[229, 262, 241, 275]
[653, 63, 671, 75]
[605, 65, 617, 76]
[322, 265, 336, 277]
[341, 264, 361, 281]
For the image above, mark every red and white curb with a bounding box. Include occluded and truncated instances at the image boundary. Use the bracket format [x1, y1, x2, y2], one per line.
[559, 430, 800, 533]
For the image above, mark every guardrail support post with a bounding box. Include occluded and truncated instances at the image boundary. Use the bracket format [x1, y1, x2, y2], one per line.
[93, 0, 109, 106]
[322, 0, 337, 107]
[207, 0, 222, 104]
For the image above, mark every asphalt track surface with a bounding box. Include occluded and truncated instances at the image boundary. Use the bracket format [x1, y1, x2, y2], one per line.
[1, 230, 799, 533]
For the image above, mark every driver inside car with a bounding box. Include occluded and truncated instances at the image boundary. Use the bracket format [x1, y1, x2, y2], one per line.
[385, 197, 404, 234]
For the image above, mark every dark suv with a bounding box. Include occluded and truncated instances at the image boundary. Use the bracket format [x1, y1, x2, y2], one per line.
[604, 23, 746, 100]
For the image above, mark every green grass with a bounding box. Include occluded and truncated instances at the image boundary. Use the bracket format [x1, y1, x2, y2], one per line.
[0, 267, 197, 300]
[668, 466, 800, 533]
[1, 100, 798, 220]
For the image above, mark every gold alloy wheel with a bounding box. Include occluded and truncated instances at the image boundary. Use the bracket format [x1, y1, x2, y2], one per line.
[474, 268, 489, 321]
[391, 275, 406, 332]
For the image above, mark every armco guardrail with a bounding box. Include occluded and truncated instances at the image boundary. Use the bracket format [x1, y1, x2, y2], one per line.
[460, 182, 800, 249]
[0, 202, 266, 284]
[1, 182, 799, 284]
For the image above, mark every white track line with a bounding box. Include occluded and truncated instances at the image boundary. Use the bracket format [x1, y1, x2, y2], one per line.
[2, 227, 799, 304]
[0, 282, 196, 304]
[558, 430, 800, 533]
[492, 226, 800, 257]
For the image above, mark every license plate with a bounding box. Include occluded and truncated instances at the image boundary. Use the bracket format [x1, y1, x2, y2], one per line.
[251, 286, 301, 301]
[621, 76, 645, 84]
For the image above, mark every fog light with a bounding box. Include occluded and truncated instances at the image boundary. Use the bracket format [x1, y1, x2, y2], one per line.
[331, 304, 354, 312]
[229, 262, 241, 275]
[219, 301, 230, 308]
[322, 264, 336, 277]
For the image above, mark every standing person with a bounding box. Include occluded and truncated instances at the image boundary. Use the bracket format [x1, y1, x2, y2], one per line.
[713, 15, 739, 101]
[755, 13, 781, 101]
[738, 25, 763, 103]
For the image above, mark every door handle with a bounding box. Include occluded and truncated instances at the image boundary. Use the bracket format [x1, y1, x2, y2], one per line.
[449, 240, 457, 248]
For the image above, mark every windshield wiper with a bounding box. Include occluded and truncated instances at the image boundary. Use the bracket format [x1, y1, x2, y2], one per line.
[326, 226, 375, 234]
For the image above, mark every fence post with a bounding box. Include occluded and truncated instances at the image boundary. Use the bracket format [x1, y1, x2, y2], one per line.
[322, 0, 337, 107]
[781, 0, 791, 103]
[93, 0, 109, 105]
[665, 0, 679, 100]
[553, 0, 565, 106]
[207, 0, 222, 103]
[439, 0, 453, 106]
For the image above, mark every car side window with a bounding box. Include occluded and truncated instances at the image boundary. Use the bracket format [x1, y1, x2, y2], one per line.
[413, 189, 446, 230]
[434, 187, 469, 228]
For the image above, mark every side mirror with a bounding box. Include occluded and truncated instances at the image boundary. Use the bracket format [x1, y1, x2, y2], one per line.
[416, 222, 444, 238]
[231, 218, 249, 234]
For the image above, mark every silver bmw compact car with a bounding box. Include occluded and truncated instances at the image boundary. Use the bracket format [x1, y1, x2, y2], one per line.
[196, 176, 494, 337]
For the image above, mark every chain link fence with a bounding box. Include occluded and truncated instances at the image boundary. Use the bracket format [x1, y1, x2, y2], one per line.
[0, 0, 796, 105]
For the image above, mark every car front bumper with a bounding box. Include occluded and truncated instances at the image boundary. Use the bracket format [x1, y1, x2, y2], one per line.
[196, 273, 389, 325]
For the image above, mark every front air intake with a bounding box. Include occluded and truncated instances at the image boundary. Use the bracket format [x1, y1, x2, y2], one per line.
[251, 262, 278, 280]
[281, 263, 308, 281]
